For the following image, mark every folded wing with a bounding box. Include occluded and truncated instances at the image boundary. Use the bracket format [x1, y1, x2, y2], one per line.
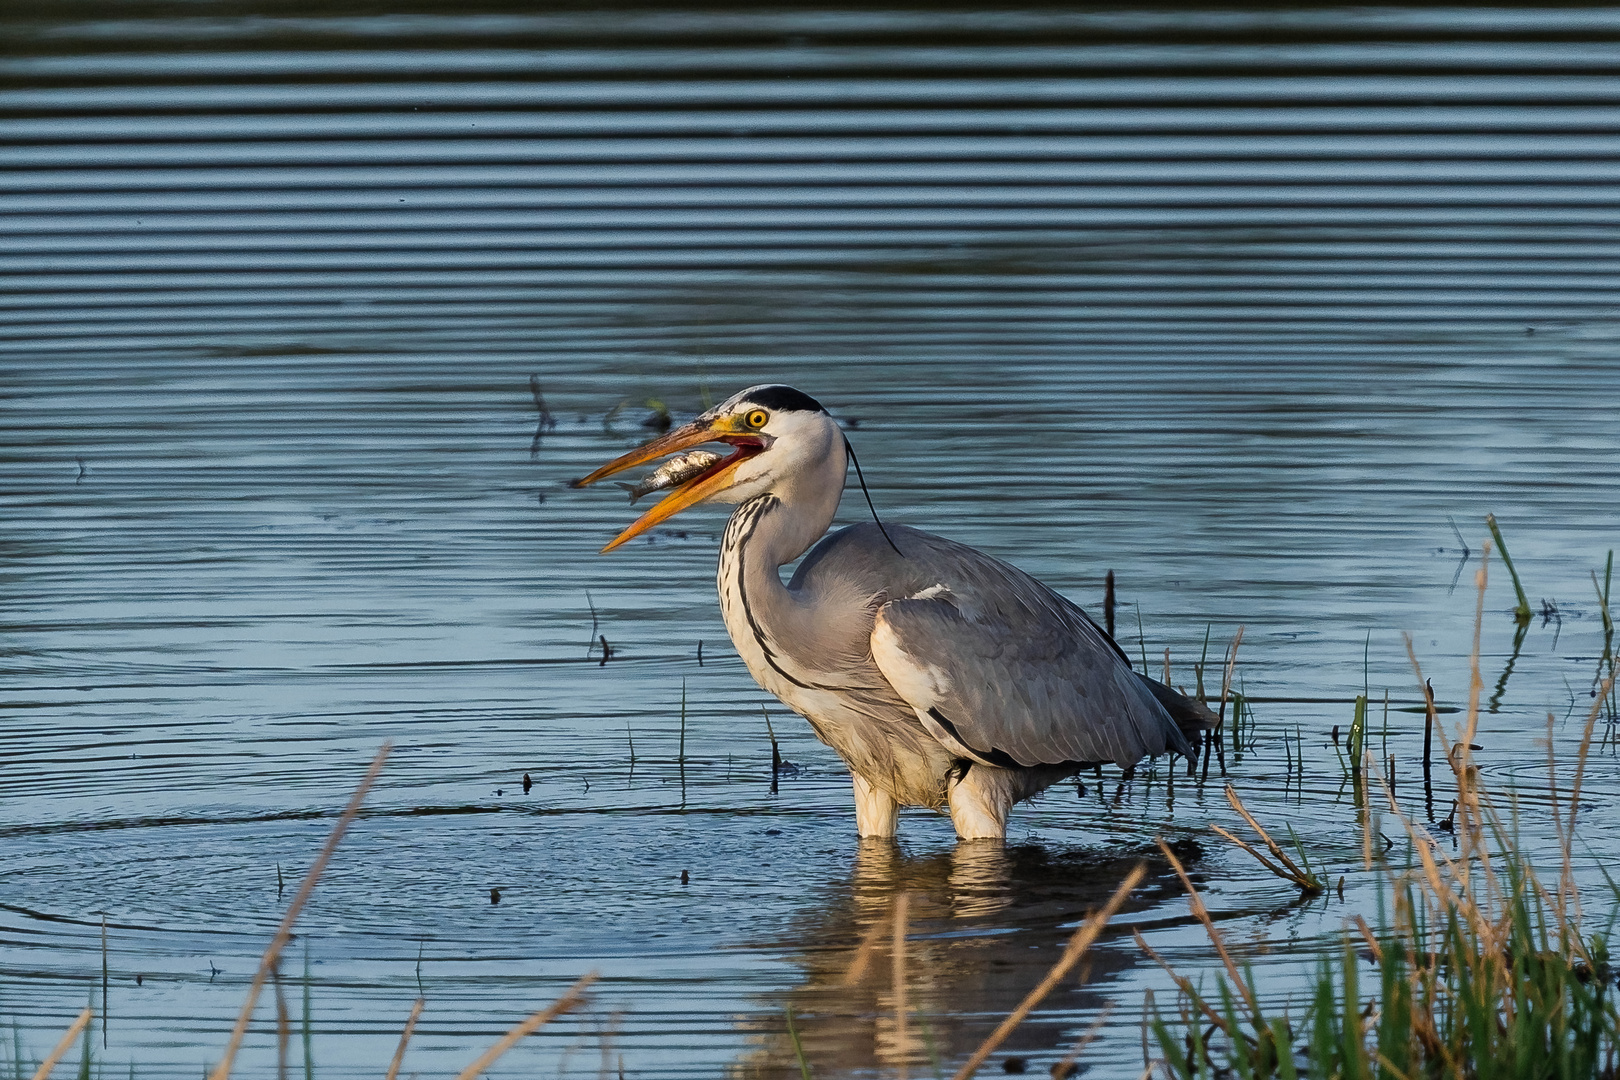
[868, 539, 1193, 770]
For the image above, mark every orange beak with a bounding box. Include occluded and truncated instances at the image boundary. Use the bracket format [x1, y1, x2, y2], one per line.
[570, 418, 765, 552]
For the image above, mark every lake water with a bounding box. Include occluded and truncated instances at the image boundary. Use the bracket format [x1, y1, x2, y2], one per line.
[3, 6, 1619, 1077]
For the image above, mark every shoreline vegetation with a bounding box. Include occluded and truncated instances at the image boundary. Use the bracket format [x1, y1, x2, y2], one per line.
[10, 529, 1618, 1080]
[1150, 539, 1620, 1080]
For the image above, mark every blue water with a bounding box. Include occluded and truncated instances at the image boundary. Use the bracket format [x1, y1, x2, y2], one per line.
[3, 7, 1618, 1077]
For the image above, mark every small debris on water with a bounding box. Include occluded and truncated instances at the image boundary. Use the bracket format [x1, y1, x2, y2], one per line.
[135, 974, 143, 986]
[641, 400, 672, 432]
[490, 888, 501, 905]
[528, 375, 557, 458]
[599, 634, 612, 666]
[522, 772, 532, 794]
[765, 828, 782, 836]
[1002, 1057, 1027, 1074]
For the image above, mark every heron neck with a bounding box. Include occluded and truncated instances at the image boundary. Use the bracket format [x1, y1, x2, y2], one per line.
[740, 447, 846, 572]
[719, 448, 847, 657]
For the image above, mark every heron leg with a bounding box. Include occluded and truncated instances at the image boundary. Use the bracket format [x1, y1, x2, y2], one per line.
[851, 773, 899, 837]
[947, 763, 1011, 840]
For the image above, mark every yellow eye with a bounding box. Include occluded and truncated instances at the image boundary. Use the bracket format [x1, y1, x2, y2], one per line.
[745, 409, 769, 429]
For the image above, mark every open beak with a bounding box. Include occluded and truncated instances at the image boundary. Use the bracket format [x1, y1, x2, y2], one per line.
[570, 418, 765, 552]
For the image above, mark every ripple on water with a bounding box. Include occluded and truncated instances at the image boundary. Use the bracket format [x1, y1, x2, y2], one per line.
[4, 5, 1620, 1077]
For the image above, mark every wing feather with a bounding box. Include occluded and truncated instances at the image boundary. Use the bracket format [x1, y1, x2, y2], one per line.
[866, 535, 1191, 769]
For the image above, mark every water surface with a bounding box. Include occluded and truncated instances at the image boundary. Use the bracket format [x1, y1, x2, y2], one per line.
[3, 7, 1619, 1077]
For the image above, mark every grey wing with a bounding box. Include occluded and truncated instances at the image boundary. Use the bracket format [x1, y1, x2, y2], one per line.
[868, 543, 1192, 769]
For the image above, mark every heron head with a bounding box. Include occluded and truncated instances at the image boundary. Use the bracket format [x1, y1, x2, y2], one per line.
[571, 384, 839, 552]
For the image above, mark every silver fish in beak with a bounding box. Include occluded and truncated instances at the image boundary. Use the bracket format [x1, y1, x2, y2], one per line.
[613, 449, 723, 504]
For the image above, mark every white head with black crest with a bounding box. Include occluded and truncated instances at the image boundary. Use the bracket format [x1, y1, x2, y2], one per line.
[573, 383, 852, 552]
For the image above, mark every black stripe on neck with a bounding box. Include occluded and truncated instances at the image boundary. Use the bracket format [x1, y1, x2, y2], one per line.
[729, 495, 860, 696]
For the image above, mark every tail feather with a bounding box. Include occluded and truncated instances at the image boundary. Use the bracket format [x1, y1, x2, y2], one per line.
[1136, 672, 1218, 758]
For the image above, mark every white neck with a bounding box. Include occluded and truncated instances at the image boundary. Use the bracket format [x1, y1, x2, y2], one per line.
[715, 431, 848, 690]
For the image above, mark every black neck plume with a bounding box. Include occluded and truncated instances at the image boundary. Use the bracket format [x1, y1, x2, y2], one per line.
[843, 434, 903, 557]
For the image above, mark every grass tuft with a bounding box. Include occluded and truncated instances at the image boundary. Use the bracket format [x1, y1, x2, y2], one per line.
[1151, 540, 1620, 1080]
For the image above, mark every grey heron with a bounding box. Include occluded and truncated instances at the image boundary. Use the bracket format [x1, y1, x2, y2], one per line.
[573, 384, 1214, 840]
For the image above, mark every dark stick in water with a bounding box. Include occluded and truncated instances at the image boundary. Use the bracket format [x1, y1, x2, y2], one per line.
[528, 375, 555, 459]
[1104, 570, 1115, 640]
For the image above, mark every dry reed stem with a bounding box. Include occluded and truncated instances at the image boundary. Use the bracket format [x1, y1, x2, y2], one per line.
[383, 997, 424, 1080]
[842, 915, 888, 987]
[1397, 641, 1485, 927]
[951, 864, 1146, 1080]
[1464, 541, 1489, 749]
[893, 891, 910, 1080]
[1050, 1003, 1113, 1078]
[1218, 785, 1318, 890]
[451, 973, 597, 1080]
[1218, 627, 1245, 714]
[1560, 671, 1620, 928]
[208, 743, 392, 1080]
[1547, 711, 1571, 927]
[1352, 915, 1383, 964]
[269, 959, 289, 1080]
[1208, 824, 1292, 881]
[1155, 840, 1258, 1021]
[1402, 636, 1458, 778]
[1376, 1051, 1420, 1080]
[1460, 546, 1497, 903]
[1565, 672, 1617, 853]
[29, 1007, 91, 1080]
[1132, 931, 1231, 1035]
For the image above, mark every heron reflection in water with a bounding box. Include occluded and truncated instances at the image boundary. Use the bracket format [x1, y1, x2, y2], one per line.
[573, 385, 1213, 840]
[729, 840, 1197, 1075]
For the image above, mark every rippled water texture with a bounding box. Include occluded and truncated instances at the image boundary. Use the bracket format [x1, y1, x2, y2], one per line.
[3, 6, 1619, 1078]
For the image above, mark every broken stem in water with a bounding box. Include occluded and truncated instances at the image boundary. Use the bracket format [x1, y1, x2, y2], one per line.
[1485, 514, 1532, 624]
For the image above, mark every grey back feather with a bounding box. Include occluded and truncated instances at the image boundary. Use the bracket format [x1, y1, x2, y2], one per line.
[793, 523, 1191, 769]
